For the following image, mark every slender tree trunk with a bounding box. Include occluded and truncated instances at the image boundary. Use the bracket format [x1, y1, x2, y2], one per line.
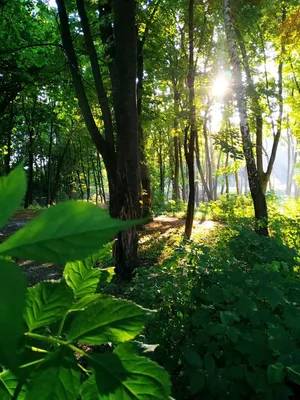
[159, 143, 164, 194]
[223, 0, 268, 235]
[225, 153, 229, 198]
[97, 153, 106, 203]
[50, 137, 71, 204]
[91, 156, 99, 203]
[235, 168, 240, 195]
[195, 131, 212, 201]
[184, 0, 196, 238]
[25, 129, 34, 208]
[4, 102, 14, 175]
[137, 38, 152, 215]
[46, 121, 54, 205]
[172, 89, 180, 200]
[179, 138, 186, 202]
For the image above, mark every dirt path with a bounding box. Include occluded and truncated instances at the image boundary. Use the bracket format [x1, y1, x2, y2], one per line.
[1, 211, 219, 286]
[0, 211, 63, 286]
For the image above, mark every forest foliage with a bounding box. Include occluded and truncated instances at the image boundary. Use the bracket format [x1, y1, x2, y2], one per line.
[1, 0, 300, 399]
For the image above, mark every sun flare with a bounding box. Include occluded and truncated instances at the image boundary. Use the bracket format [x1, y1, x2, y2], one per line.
[212, 76, 229, 98]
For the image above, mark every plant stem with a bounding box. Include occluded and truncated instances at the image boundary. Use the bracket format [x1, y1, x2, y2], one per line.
[12, 382, 23, 400]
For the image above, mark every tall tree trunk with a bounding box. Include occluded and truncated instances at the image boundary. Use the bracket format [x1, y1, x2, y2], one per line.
[137, 38, 152, 215]
[50, 137, 71, 204]
[25, 129, 34, 208]
[235, 168, 240, 195]
[225, 153, 229, 198]
[97, 153, 106, 203]
[172, 89, 180, 200]
[195, 131, 212, 201]
[46, 121, 54, 205]
[223, 0, 268, 235]
[111, 0, 139, 280]
[184, 0, 196, 239]
[179, 138, 186, 202]
[4, 102, 14, 175]
[159, 142, 164, 194]
[56, 0, 140, 280]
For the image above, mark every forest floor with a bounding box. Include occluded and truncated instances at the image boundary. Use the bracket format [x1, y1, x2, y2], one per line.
[0, 210, 218, 286]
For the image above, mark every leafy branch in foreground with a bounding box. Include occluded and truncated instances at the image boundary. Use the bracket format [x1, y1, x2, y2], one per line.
[0, 165, 171, 399]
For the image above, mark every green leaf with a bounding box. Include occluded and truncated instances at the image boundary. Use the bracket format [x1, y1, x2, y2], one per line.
[82, 346, 171, 400]
[0, 164, 26, 229]
[67, 296, 152, 344]
[220, 311, 240, 325]
[189, 369, 205, 395]
[0, 370, 25, 400]
[26, 348, 81, 400]
[69, 294, 104, 311]
[0, 202, 140, 263]
[116, 341, 159, 355]
[183, 348, 203, 368]
[24, 281, 74, 331]
[227, 326, 240, 343]
[204, 353, 216, 373]
[0, 259, 26, 370]
[287, 365, 300, 385]
[64, 260, 101, 298]
[267, 363, 285, 384]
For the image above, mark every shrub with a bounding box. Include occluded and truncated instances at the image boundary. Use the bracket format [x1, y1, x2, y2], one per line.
[124, 225, 300, 399]
[0, 165, 170, 399]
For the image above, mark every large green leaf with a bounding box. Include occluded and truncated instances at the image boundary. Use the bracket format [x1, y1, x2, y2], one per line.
[67, 296, 152, 345]
[0, 370, 25, 400]
[0, 259, 26, 369]
[69, 294, 104, 311]
[0, 164, 26, 229]
[26, 348, 81, 400]
[24, 281, 74, 331]
[0, 202, 139, 263]
[267, 363, 285, 384]
[81, 346, 171, 400]
[64, 259, 101, 298]
[183, 348, 203, 368]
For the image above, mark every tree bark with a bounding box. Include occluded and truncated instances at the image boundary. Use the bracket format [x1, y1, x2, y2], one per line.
[172, 89, 180, 200]
[137, 37, 152, 215]
[223, 0, 268, 235]
[56, 0, 140, 280]
[111, 0, 139, 280]
[46, 121, 54, 205]
[184, 0, 196, 239]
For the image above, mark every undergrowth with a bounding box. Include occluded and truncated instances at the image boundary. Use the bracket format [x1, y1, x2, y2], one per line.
[103, 194, 300, 399]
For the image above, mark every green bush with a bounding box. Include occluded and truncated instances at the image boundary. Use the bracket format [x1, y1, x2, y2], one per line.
[123, 223, 300, 399]
[152, 191, 186, 217]
[184, 261, 300, 399]
[0, 165, 170, 399]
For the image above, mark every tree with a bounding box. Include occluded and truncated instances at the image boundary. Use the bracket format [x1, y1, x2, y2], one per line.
[55, 0, 139, 279]
[184, 0, 196, 239]
[222, 0, 268, 235]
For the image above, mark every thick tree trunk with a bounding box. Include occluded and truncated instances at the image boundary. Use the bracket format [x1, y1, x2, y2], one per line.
[57, 0, 139, 280]
[223, 0, 268, 235]
[111, 0, 139, 280]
